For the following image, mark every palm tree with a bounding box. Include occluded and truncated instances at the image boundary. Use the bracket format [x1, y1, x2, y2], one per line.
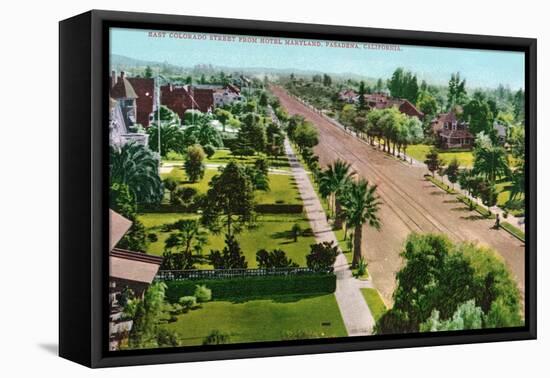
[110, 142, 163, 204]
[319, 159, 353, 229]
[473, 144, 510, 185]
[184, 118, 224, 148]
[341, 179, 382, 267]
[147, 120, 186, 157]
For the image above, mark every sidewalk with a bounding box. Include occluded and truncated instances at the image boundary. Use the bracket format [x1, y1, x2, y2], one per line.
[284, 138, 375, 336]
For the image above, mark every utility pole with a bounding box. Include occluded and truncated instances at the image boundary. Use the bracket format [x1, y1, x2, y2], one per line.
[157, 68, 161, 162]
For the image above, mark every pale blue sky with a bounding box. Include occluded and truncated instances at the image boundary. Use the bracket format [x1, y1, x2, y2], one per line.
[110, 27, 525, 90]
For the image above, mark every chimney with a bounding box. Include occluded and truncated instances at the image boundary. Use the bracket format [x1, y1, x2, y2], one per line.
[120, 71, 125, 80]
[111, 70, 117, 88]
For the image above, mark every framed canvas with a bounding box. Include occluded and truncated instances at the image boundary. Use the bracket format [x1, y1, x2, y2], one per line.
[59, 10, 536, 368]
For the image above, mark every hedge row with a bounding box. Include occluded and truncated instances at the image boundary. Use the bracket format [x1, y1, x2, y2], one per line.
[163, 274, 336, 303]
[254, 204, 304, 214]
[140, 203, 304, 214]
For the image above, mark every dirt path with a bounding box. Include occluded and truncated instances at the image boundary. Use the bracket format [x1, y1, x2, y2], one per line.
[271, 85, 525, 306]
[284, 138, 375, 336]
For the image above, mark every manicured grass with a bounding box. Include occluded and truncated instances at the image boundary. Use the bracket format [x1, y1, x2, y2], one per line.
[160, 293, 347, 346]
[361, 288, 387, 322]
[138, 213, 316, 267]
[255, 174, 301, 205]
[407, 144, 474, 167]
[162, 167, 300, 205]
[426, 175, 457, 195]
[501, 221, 525, 242]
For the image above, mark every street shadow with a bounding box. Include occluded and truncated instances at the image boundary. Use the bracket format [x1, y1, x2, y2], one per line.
[38, 343, 58, 356]
[430, 191, 445, 196]
[450, 206, 470, 212]
[461, 214, 485, 221]
[443, 199, 461, 204]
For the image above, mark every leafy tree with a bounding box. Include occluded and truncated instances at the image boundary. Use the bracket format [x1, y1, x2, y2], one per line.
[110, 182, 148, 251]
[306, 241, 338, 272]
[389, 68, 419, 103]
[323, 73, 332, 87]
[110, 142, 163, 204]
[420, 300, 483, 332]
[128, 282, 168, 349]
[340, 179, 382, 267]
[357, 81, 367, 110]
[319, 159, 354, 229]
[243, 165, 270, 191]
[424, 148, 442, 177]
[147, 121, 186, 157]
[259, 91, 269, 107]
[375, 234, 523, 334]
[184, 144, 206, 183]
[340, 104, 357, 130]
[237, 113, 267, 153]
[416, 90, 438, 118]
[463, 96, 495, 136]
[161, 219, 206, 269]
[512, 89, 525, 122]
[397, 116, 423, 157]
[203, 144, 216, 159]
[144, 65, 153, 78]
[201, 162, 255, 237]
[445, 158, 460, 189]
[256, 249, 298, 268]
[447, 72, 467, 109]
[209, 233, 247, 269]
[286, 115, 304, 141]
[291, 223, 302, 242]
[472, 137, 509, 185]
[293, 122, 319, 152]
[183, 119, 224, 148]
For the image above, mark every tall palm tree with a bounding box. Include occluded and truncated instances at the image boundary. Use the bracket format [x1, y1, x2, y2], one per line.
[341, 179, 381, 267]
[110, 142, 163, 204]
[473, 144, 510, 185]
[184, 119, 224, 148]
[319, 159, 353, 229]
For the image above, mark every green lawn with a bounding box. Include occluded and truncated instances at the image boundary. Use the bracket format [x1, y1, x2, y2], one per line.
[160, 293, 347, 346]
[161, 167, 300, 204]
[205, 149, 291, 171]
[255, 174, 301, 205]
[361, 288, 387, 322]
[407, 144, 474, 167]
[138, 213, 316, 267]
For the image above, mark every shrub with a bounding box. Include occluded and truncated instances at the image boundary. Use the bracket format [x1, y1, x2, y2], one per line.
[203, 144, 216, 158]
[256, 249, 298, 269]
[156, 328, 180, 347]
[172, 186, 198, 207]
[184, 144, 206, 183]
[209, 234, 247, 269]
[178, 296, 197, 311]
[202, 330, 231, 345]
[306, 241, 338, 272]
[356, 257, 368, 277]
[194, 285, 212, 303]
[147, 233, 158, 243]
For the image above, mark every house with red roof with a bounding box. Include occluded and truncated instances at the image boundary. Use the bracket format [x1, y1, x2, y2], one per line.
[430, 112, 474, 149]
[161, 84, 214, 119]
[127, 77, 155, 128]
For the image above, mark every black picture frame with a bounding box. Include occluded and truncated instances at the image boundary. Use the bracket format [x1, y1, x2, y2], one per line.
[59, 9, 537, 368]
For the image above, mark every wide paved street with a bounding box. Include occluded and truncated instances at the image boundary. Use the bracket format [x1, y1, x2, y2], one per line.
[271, 85, 525, 306]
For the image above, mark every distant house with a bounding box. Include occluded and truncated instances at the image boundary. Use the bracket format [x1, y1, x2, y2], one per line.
[127, 77, 155, 128]
[338, 89, 358, 103]
[493, 122, 507, 145]
[161, 84, 214, 119]
[364, 93, 424, 119]
[108, 210, 163, 351]
[431, 112, 474, 149]
[213, 85, 244, 107]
